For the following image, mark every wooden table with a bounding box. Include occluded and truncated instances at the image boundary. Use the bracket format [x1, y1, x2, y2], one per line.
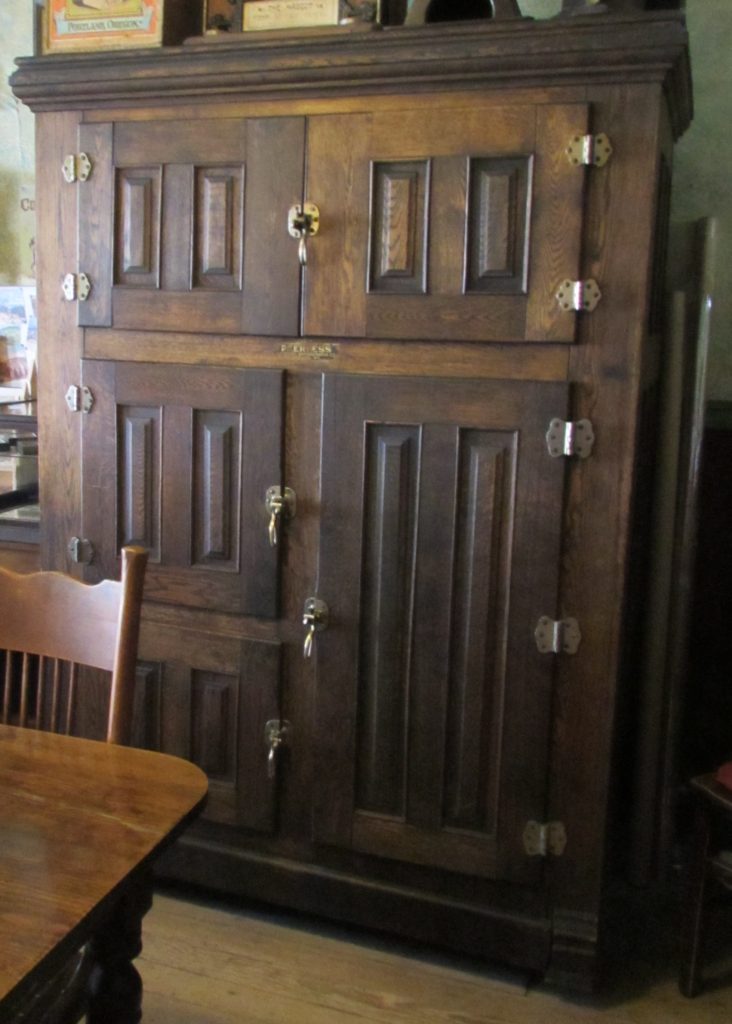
[0, 725, 208, 1023]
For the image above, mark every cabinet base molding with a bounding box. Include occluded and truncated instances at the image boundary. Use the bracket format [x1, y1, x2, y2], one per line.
[157, 835, 562, 980]
[544, 909, 601, 993]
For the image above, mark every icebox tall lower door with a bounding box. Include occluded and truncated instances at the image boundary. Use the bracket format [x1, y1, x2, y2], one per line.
[313, 373, 569, 884]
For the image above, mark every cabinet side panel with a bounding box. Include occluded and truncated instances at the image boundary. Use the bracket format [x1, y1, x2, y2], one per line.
[548, 86, 665, 978]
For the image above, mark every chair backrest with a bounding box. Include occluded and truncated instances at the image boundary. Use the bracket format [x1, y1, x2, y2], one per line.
[0, 546, 148, 745]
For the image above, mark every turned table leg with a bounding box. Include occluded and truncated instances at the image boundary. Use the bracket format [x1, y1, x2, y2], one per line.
[86, 874, 153, 1024]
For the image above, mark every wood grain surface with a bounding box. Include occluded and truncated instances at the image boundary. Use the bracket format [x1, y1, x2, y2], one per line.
[0, 726, 207, 1015]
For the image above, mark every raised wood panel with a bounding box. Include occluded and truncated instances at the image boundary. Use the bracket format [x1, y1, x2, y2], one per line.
[466, 157, 531, 295]
[444, 431, 514, 831]
[193, 411, 240, 568]
[356, 426, 420, 815]
[115, 166, 161, 287]
[192, 671, 238, 782]
[369, 162, 429, 295]
[81, 361, 283, 617]
[315, 374, 569, 882]
[194, 166, 244, 290]
[131, 661, 163, 752]
[119, 406, 161, 559]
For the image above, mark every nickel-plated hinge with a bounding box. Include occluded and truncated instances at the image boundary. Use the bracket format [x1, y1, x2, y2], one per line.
[68, 536, 95, 565]
[566, 133, 612, 168]
[545, 418, 595, 459]
[556, 278, 602, 313]
[534, 616, 582, 655]
[65, 385, 94, 414]
[62, 272, 91, 302]
[523, 820, 567, 857]
[62, 153, 92, 183]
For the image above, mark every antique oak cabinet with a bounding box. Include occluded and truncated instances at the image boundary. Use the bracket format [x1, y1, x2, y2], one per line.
[11, 11, 691, 989]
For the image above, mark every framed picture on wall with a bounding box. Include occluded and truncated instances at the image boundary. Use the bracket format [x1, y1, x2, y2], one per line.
[42, 0, 201, 54]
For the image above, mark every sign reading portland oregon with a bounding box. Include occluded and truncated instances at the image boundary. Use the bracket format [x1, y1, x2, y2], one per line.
[54, 3, 153, 35]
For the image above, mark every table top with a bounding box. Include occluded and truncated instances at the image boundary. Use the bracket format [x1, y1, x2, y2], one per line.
[0, 725, 208, 1012]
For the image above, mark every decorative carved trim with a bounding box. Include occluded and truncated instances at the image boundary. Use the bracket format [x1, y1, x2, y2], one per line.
[11, 16, 691, 138]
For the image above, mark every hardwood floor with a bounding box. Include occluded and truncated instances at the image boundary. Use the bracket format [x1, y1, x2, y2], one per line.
[138, 886, 732, 1023]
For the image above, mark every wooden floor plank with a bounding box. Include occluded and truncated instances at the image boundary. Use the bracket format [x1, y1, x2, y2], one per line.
[138, 889, 732, 1024]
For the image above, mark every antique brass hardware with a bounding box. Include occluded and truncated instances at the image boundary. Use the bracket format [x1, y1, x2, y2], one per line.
[302, 597, 328, 658]
[62, 152, 92, 183]
[264, 719, 291, 780]
[555, 278, 601, 313]
[523, 820, 567, 858]
[288, 202, 320, 266]
[65, 384, 94, 414]
[545, 418, 595, 459]
[534, 616, 581, 655]
[62, 272, 91, 302]
[566, 133, 612, 168]
[265, 486, 296, 547]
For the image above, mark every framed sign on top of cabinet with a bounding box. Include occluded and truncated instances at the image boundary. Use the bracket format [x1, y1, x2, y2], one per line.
[42, 0, 200, 53]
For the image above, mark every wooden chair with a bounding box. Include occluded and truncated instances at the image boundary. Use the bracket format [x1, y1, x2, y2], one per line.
[679, 772, 732, 997]
[0, 546, 147, 746]
[0, 546, 148, 1024]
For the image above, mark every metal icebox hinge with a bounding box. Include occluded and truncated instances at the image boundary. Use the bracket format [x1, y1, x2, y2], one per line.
[566, 133, 613, 168]
[62, 272, 91, 302]
[545, 418, 595, 459]
[523, 821, 567, 858]
[534, 616, 581, 655]
[556, 278, 601, 313]
[68, 536, 95, 565]
[62, 152, 92, 183]
[65, 385, 94, 414]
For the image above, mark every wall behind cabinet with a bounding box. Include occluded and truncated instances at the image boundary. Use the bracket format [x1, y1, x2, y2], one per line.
[0, 0, 35, 283]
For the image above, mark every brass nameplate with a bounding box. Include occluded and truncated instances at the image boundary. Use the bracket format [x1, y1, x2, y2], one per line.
[279, 342, 338, 360]
[243, 0, 340, 31]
